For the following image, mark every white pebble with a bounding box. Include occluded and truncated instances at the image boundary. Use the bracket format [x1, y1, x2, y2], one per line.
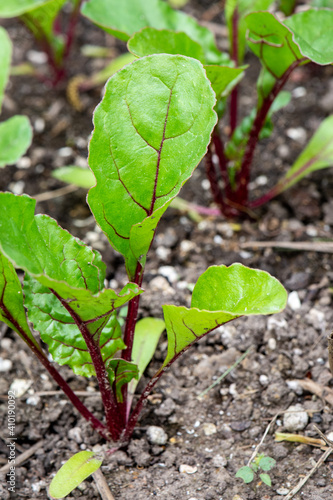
[286, 127, 307, 143]
[9, 181, 25, 195]
[287, 291, 301, 311]
[0, 357, 12, 372]
[158, 266, 178, 283]
[179, 464, 197, 474]
[212, 454, 227, 468]
[267, 337, 277, 350]
[201, 179, 210, 190]
[292, 86, 306, 98]
[156, 246, 171, 261]
[27, 50, 48, 65]
[58, 147, 73, 158]
[26, 395, 41, 406]
[259, 374, 269, 386]
[146, 426, 168, 445]
[286, 380, 303, 396]
[276, 487, 290, 495]
[283, 404, 308, 431]
[16, 156, 31, 169]
[34, 118, 45, 133]
[202, 423, 217, 436]
[10, 379, 32, 397]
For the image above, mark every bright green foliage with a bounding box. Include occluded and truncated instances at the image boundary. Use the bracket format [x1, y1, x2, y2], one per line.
[225, 0, 274, 63]
[106, 358, 139, 402]
[87, 54, 217, 279]
[0, 116, 33, 167]
[81, 0, 229, 64]
[52, 166, 95, 188]
[246, 12, 303, 78]
[283, 9, 333, 65]
[128, 27, 205, 62]
[236, 454, 276, 487]
[0, 27, 11, 111]
[0, 252, 41, 350]
[49, 451, 102, 498]
[0, 0, 51, 17]
[128, 317, 165, 395]
[204, 65, 245, 99]
[162, 264, 287, 367]
[272, 115, 333, 196]
[21, 0, 67, 64]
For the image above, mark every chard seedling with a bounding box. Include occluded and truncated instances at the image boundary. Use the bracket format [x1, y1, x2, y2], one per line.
[81, 0, 333, 218]
[236, 454, 276, 487]
[0, 54, 287, 496]
[0, 27, 32, 166]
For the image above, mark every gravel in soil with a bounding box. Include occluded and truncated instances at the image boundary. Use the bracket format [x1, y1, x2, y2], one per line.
[1, 3, 333, 499]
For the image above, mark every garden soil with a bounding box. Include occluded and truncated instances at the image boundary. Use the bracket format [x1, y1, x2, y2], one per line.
[1, 2, 333, 499]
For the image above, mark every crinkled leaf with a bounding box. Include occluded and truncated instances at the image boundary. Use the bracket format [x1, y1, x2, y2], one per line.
[204, 65, 246, 98]
[106, 358, 139, 402]
[0, 27, 11, 111]
[272, 115, 333, 196]
[0, 0, 50, 17]
[283, 9, 333, 66]
[162, 264, 286, 367]
[128, 27, 205, 63]
[0, 193, 143, 315]
[23, 274, 133, 377]
[225, 0, 274, 63]
[81, 0, 229, 64]
[260, 473, 272, 486]
[128, 317, 165, 396]
[52, 166, 95, 188]
[0, 116, 32, 167]
[0, 252, 40, 350]
[235, 465, 254, 483]
[87, 54, 216, 279]
[49, 451, 102, 499]
[246, 12, 303, 78]
[259, 456, 276, 471]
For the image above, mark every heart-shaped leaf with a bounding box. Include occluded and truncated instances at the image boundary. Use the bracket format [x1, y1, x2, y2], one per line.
[162, 264, 287, 367]
[87, 54, 216, 279]
[0, 116, 33, 167]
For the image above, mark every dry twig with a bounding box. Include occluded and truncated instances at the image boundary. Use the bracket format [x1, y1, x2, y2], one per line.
[93, 467, 116, 500]
[0, 439, 44, 474]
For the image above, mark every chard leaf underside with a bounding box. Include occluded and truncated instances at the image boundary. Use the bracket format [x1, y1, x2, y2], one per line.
[87, 54, 217, 279]
[162, 264, 287, 367]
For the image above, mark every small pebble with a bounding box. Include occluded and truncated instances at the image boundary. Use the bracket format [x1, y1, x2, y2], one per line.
[26, 395, 41, 406]
[158, 266, 178, 283]
[276, 487, 290, 495]
[202, 423, 217, 436]
[68, 427, 83, 444]
[287, 291, 301, 311]
[146, 426, 168, 445]
[0, 358, 12, 372]
[10, 379, 32, 397]
[179, 464, 197, 474]
[16, 156, 31, 169]
[212, 454, 227, 468]
[259, 374, 269, 386]
[283, 404, 308, 431]
[27, 50, 48, 64]
[286, 127, 307, 143]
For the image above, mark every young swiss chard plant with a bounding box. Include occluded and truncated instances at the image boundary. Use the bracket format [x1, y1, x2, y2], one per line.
[0, 54, 287, 496]
[80, 0, 333, 218]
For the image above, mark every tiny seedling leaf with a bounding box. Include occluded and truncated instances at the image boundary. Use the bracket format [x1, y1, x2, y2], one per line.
[87, 54, 216, 279]
[259, 456, 276, 471]
[49, 451, 102, 499]
[235, 465, 254, 483]
[260, 472, 272, 486]
[204, 65, 246, 98]
[0, 116, 32, 167]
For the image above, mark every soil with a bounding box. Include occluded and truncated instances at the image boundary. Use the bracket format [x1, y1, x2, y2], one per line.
[1, 2, 333, 499]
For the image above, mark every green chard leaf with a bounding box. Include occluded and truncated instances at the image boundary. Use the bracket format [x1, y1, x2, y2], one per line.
[106, 358, 139, 402]
[283, 9, 333, 65]
[49, 451, 102, 499]
[87, 54, 217, 279]
[162, 263, 287, 367]
[0, 252, 40, 351]
[0, 0, 51, 17]
[23, 274, 135, 377]
[0, 27, 11, 111]
[0, 193, 142, 315]
[81, 0, 229, 64]
[0, 116, 33, 167]
[204, 65, 246, 98]
[128, 27, 205, 62]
